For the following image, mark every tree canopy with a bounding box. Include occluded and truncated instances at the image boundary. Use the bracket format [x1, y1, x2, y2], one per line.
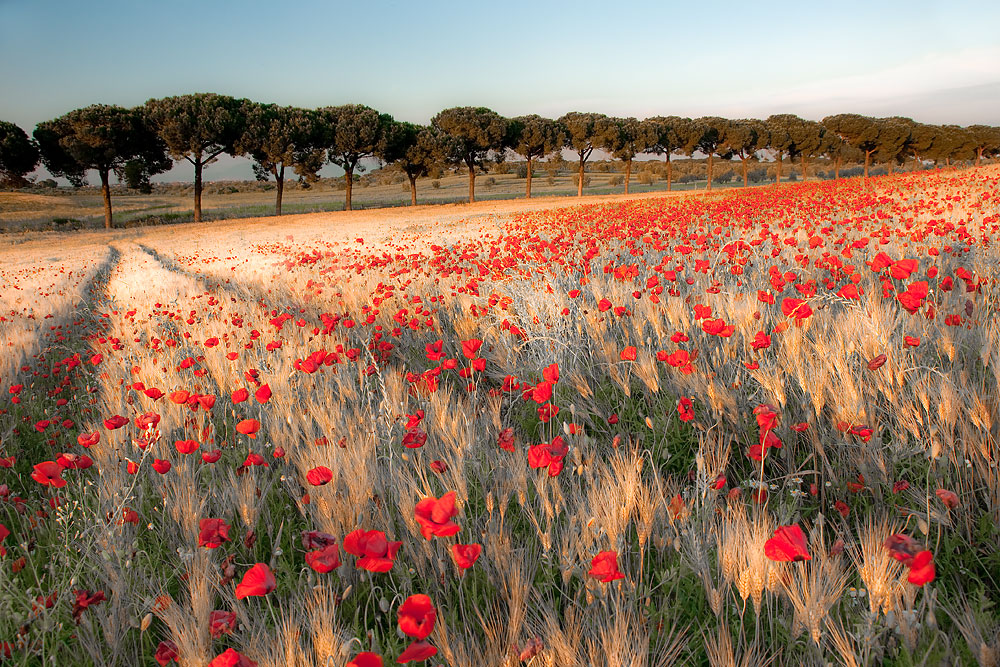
[602, 117, 654, 194]
[0, 120, 40, 187]
[380, 122, 445, 206]
[559, 112, 613, 196]
[718, 119, 767, 186]
[145, 93, 247, 222]
[507, 115, 564, 198]
[643, 116, 696, 191]
[431, 106, 507, 203]
[34, 105, 168, 228]
[692, 117, 730, 190]
[236, 104, 325, 216]
[317, 104, 394, 211]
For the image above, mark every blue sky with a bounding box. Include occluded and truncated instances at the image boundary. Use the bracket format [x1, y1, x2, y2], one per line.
[2, 0, 998, 182]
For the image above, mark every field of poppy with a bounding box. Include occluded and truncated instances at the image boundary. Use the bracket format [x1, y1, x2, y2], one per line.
[1, 166, 999, 666]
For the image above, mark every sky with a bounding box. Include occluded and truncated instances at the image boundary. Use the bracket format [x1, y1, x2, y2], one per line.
[2, 0, 998, 182]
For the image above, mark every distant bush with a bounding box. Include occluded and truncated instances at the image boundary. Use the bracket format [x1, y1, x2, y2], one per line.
[572, 174, 591, 188]
[431, 180, 441, 189]
[484, 176, 496, 190]
[677, 174, 699, 184]
[713, 170, 736, 184]
[38, 178, 58, 189]
[748, 168, 768, 183]
[608, 175, 624, 187]
[515, 163, 528, 179]
[52, 217, 83, 230]
[637, 171, 656, 185]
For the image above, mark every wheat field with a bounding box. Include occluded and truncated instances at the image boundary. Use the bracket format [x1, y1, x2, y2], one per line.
[1, 167, 998, 666]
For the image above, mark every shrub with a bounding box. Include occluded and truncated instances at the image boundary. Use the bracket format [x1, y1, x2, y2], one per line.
[608, 175, 624, 187]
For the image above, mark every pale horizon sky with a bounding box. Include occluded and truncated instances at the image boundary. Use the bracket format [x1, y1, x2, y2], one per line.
[2, 0, 998, 183]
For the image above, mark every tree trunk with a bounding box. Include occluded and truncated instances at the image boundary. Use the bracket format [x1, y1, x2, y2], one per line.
[275, 165, 284, 216]
[741, 156, 748, 186]
[624, 159, 631, 194]
[706, 153, 713, 191]
[577, 157, 584, 196]
[526, 157, 533, 198]
[887, 160, 894, 175]
[776, 153, 782, 183]
[99, 168, 112, 230]
[835, 156, 841, 179]
[468, 164, 475, 203]
[194, 158, 203, 223]
[946, 156, 951, 167]
[801, 154, 807, 181]
[344, 165, 354, 211]
[409, 174, 417, 206]
[864, 150, 873, 179]
[976, 148, 982, 167]
[666, 154, 672, 191]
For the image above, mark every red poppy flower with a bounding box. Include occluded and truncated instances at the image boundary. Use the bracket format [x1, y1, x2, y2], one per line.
[199, 518, 231, 549]
[103, 415, 128, 430]
[231, 388, 249, 403]
[168, 390, 190, 404]
[677, 396, 694, 422]
[207, 648, 258, 667]
[892, 480, 910, 493]
[451, 543, 482, 571]
[936, 488, 959, 508]
[155, 640, 179, 666]
[907, 550, 935, 586]
[202, 450, 222, 464]
[867, 354, 887, 371]
[398, 594, 436, 639]
[343, 529, 402, 572]
[414, 491, 460, 539]
[497, 427, 515, 452]
[306, 466, 333, 486]
[135, 412, 161, 430]
[175, 439, 199, 454]
[347, 653, 383, 667]
[764, 524, 811, 562]
[884, 533, 921, 564]
[528, 436, 568, 476]
[152, 459, 172, 474]
[781, 298, 813, 321]
[834, 500, 850, 518]
[144, 387, 165, 400]
[254, 384, 271, 403]
[305, 543, 341, 573]
[461, 338, 483, 359]
[236, 419, 260, 438]
[209, 610, 237, 638]
[31, 461, 66, 488]
[0, 523, 9, 557]
[234, 563, 276, 599]
[429, 460, 447, 473]
[72, 589, 106, 623]
[588, 550, 626, 582]
[396, 641, 437, 663]
[77, 432, 100, 447]
[620, 346, 637, 361]
[401, 428, 427, 449]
